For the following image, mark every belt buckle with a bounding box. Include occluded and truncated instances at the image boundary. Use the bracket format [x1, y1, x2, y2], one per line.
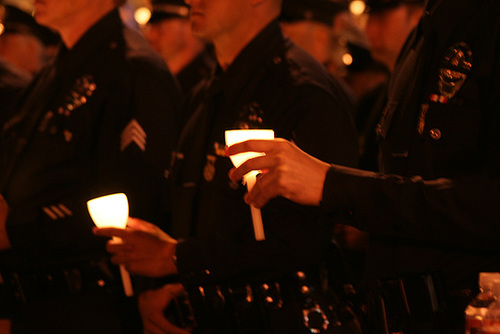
[302, 303, 330, 334]
[296, 271, 333, 333]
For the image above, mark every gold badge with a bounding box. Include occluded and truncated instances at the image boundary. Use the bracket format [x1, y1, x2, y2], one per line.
[58, 75, 96, 116]
[438, 42, 472, 100]
[236, 102, 264, 129]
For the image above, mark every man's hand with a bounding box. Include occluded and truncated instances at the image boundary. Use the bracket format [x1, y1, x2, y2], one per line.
[0, 194, 11, 250]
[94, 217, 178, 277]
[227, 138, 331, 208]
[139, 284, 192, 334]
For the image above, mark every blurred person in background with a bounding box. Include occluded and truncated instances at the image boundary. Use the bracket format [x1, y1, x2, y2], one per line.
[0, 2, 29, 127]
[0, 1, 59, 76]
[144, 0, 215, 130]
[145, 0, 214, 95]
[0, 1, 59, 125]
[0, 0, 180, 332]
[364, 0, 424, 73]
[279, 0, 347, 75]
[279, 0, 355, 101]
[279, 0, 388, 103]
[356, 0, 424, 171]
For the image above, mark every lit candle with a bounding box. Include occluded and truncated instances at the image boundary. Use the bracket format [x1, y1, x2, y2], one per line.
[87, 193, 133, 297]
[225, 129, 274, 241]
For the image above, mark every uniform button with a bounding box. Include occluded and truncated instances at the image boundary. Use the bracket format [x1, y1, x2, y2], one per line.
[273, 56, 282, 64]
[429, 128, 442, 140]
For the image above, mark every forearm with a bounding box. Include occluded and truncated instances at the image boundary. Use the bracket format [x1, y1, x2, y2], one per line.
[5, 198, 100, 254]
[321, 165, 500, 250]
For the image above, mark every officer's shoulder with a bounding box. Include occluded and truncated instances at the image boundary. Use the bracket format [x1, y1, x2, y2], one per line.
[93, 24, 177, 98]
[0, 59, 31, 89]
[118, 25, 171, 75]
[267, 38, 351, 106]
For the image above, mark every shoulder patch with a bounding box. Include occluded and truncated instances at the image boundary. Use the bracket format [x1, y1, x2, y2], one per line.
[121, 118, 147, 152]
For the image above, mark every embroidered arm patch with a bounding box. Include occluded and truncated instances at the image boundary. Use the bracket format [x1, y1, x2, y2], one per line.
[120, 119, 147, 152]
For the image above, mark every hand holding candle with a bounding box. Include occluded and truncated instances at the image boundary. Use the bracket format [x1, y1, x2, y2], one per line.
[87, 193, 133, 297]
[225, 129, 274, 241]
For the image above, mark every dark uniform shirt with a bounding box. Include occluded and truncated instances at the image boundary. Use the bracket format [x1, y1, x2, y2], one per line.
[0, 9, 179, 332]
[176, 46, 215, 98]
[321, 0, 500, 331]
[169, 20, 358, 332]
[175, 45, 216, 131]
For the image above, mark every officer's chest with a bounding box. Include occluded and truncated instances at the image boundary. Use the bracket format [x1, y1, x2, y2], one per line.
[382, 41, 487, 178]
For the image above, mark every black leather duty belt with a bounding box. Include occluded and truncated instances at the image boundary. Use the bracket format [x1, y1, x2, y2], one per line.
[0, 259, 119, 304]
[175, 271, 362, 334]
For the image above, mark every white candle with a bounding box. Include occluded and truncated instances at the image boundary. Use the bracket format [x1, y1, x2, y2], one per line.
[225, 129, 274, 241]
[87, 193, 134, 297]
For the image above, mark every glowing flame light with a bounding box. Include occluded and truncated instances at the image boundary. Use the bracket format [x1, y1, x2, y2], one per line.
[134, 7, 151, 26]
[87, 193, 129, 229]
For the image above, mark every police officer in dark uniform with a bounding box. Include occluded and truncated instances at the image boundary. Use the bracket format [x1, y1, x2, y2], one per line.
[96, 0, 362, 333]
[145, 0, 215, 126]
[279, 0, 355, 95]
[356, 0, 424, 172]
[227, 0, 500, 332]
[0, 0, 180, 332]
[145, 0, 216, 131]
[280, 0, 347, 34]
